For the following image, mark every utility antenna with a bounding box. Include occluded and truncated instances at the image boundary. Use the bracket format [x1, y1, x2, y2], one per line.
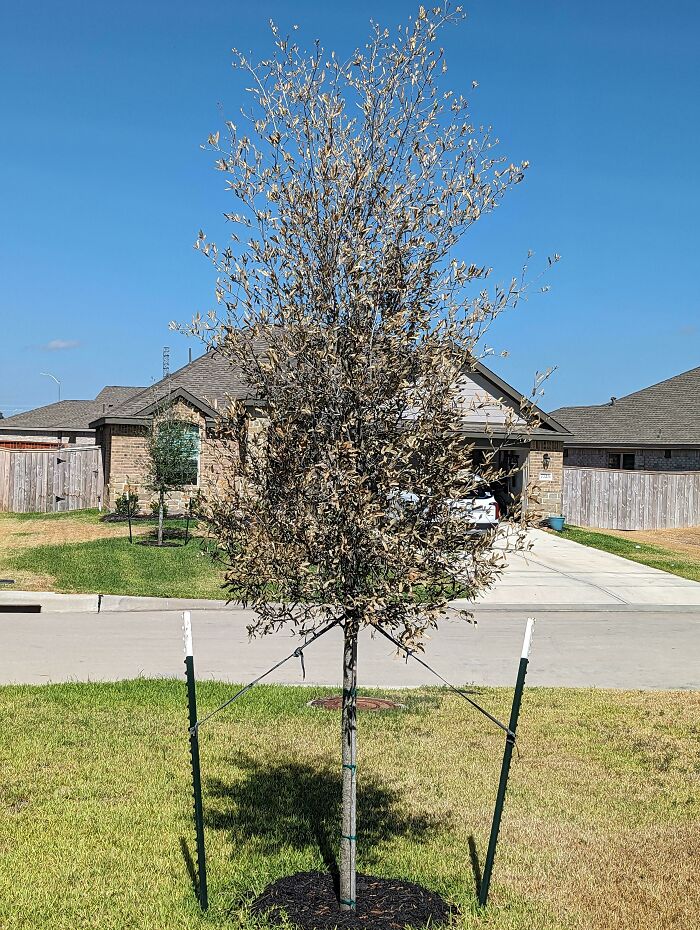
[163, 346, 170, 379]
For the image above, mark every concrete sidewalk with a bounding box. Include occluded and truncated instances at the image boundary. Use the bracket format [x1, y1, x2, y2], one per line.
[0, 590, 233, 613]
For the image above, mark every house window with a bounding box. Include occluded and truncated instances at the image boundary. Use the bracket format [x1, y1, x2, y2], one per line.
[178, 423, 200, 485]
[664, 449, 672, 459]
[622, 453, 635, 470]
[608, 452, 621, 469]
[157, 421, 200, 486]
[563, 448, 569, 460]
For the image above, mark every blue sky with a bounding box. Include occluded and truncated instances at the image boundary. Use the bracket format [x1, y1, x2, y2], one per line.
[1, 1, 698, 416]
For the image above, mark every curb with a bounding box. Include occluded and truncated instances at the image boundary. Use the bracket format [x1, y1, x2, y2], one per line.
[99, 594, 237, 612]
[0, 590, 99, 613]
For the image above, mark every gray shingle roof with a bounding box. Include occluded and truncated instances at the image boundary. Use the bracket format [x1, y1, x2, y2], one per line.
[0, 387, 144, 432]
[94, 386, 145, 406]
[102, 349, 261, 419]
[96, 346, 567, 440]
[551, 366, 700, 446]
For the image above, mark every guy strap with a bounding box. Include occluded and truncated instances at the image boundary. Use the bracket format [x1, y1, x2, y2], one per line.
[371, 623, 515, 741]
[191, 617, 342, 733]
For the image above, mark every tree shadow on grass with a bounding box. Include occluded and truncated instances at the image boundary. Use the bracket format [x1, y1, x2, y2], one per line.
[205, 753, 440, 898]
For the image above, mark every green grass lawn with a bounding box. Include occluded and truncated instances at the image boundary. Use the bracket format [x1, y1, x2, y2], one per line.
[0, 510, 468, 602]
[0, 681, 697, 930]
[0, 509, 228, 599]
[559, 526, 700, 583]
[6, 532, 227, 599]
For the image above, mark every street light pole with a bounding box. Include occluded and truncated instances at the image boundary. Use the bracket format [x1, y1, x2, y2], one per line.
[40, 372, 61, 402]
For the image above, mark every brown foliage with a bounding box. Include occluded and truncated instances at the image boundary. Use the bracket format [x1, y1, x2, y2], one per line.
[184, 6, 552, 647]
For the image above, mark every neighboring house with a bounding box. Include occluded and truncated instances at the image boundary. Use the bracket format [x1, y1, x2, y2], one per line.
[552, 365, 700, 471]
[88, 349, 569, 518]
[0, 387, 144, 450]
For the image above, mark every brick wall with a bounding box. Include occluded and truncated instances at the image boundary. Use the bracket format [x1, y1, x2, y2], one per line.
[565, 447, 608, 468]
[565, 446, 700, 471]
[0, 430, 95, 447]
[103, 400, 231, 512]
[102, 407, 568, 522]
[637, 448, 700, 470]
[526, 439, 564, 519]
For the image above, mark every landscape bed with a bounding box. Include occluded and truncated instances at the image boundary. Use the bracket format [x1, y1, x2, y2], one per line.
[0, 681, 697, 930]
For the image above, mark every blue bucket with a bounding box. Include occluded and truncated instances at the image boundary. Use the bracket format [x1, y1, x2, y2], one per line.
[548, 515, 565, 532]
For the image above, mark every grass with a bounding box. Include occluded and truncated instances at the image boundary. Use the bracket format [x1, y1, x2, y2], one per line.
[7, 535, 227, 599]
[0, 509, 227, 598]
[0, 507, 105, 523]
[0, 509, 466, 602]
[0, 681, 698, 930]
[559, 525, 700, 583]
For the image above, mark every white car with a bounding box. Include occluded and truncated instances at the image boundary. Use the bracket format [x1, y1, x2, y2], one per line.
[392, 480, 500, 533]
[447, 484, 500, 532]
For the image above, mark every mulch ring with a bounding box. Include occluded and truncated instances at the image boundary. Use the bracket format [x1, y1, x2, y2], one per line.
[100, 513, 192, 523]
[308, 697, 405, 712]
[251, 871, 453, 930]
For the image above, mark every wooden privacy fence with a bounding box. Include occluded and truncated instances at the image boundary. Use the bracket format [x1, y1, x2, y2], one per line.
[563, 466, 700, 530]
[0, 447, 103, 514]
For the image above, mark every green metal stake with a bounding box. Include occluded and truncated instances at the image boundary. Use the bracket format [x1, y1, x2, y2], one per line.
[183, 611, 209, 911]
[478, 618, 535, 908]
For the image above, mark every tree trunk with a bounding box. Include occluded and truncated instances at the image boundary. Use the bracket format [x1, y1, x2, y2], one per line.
[158, 491, 164, 547]
[339, 621, 358, 911]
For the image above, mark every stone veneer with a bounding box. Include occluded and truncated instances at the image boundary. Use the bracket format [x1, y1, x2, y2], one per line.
[526, 439, 564, 519]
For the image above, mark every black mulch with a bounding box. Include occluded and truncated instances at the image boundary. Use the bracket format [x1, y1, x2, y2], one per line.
[251, 871, 453, 930]
[100, 513, 191, 523]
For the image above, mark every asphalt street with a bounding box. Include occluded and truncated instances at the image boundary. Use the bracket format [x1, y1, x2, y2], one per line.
[2, 605, 698, 689]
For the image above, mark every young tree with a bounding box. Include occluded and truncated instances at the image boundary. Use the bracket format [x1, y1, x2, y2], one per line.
[146, 408, 199, 546]
[187, 4, 551, 911]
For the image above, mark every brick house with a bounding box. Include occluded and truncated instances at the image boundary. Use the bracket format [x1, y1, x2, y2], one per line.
[0, 386, 144, 450]
[551, 365, 700, 472]
[88, 350, 569, 518]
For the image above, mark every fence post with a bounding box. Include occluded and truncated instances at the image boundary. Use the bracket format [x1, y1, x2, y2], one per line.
[478, 618, 535, 908]
[183, 610, 208, 910]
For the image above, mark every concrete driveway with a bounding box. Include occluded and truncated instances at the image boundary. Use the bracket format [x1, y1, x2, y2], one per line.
[464, 529, 700, 608]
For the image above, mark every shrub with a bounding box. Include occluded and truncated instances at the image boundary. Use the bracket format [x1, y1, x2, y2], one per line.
[115, 491, 139, 518]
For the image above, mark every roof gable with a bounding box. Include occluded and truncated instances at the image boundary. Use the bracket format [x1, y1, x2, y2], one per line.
[130, 386, 221, 419]
[470, 361, 569, 434]
[87, 344, 567, 437]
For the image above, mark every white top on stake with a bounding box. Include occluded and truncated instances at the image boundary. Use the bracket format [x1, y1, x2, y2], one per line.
[183, 610, 193, 658]
[521, 617, 535, 660]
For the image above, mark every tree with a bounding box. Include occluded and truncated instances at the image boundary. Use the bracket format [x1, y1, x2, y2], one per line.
[145, 406, 199, 546]
[187, 4, 552, 912]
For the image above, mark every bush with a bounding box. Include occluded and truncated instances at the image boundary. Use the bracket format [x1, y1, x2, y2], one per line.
[115, 491, 139, 518]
